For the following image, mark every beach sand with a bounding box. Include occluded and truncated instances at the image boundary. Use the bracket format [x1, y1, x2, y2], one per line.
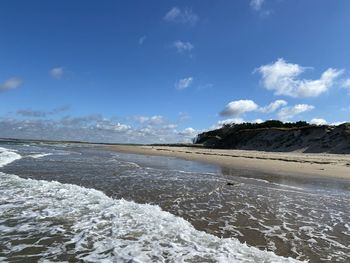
[105, 145, 350, 179]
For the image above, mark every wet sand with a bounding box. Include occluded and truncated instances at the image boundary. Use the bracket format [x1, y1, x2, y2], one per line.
[105, 145, 350, 179]
[2, 143, 350, 262]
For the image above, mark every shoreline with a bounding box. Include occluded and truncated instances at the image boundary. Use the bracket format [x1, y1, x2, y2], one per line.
[104, 145, 350, 180]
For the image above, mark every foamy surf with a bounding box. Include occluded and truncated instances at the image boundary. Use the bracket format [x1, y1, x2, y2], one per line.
[0, 147, 22, 167]
[0, 147, 301, 262]
[28, 153, 53, 159]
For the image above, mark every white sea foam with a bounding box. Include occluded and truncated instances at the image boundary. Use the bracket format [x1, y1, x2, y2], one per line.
[0, 145, 302, 263]
[28, 153, 53, 159]
[121, 161, 141, 168]
[239, 176, 270, 184]
[270, 183, 304, 191]
[0, 147, 22, 167]
[0, 175, 302, 262]
[239, 176, 305, 191]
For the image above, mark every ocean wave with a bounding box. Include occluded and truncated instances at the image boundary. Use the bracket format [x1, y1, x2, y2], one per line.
[0, 147, 22, 167]
[0, 146, 301, 262]
[28, 153, 54, 159]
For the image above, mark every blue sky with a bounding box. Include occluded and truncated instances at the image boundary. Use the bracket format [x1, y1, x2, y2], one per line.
[1, 0, 350, 143]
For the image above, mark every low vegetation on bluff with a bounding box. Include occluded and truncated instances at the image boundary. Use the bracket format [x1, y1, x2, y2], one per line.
[194, 120, 350, 154]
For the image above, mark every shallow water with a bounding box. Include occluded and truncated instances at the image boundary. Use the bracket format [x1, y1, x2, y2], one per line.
[1, 143, 349, 262]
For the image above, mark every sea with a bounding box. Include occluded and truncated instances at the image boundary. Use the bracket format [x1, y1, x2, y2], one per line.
[0, 142, 349, 262]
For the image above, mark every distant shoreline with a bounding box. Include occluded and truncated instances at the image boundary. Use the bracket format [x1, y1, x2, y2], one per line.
[105, 145, 350, 180]
[2, 137, 350, 179]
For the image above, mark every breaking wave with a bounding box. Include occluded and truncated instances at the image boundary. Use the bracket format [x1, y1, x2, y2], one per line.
[0, 147, 301, 262]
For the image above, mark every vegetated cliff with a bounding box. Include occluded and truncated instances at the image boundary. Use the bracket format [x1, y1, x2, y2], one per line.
[194, 121, 350, 154]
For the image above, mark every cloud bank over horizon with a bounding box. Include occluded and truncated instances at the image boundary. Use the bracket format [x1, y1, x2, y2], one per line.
[0, 107, 199, 143]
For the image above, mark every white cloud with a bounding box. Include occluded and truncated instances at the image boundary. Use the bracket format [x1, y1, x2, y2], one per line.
[178, 127, 197, 137]
[197, 83, 214, 90]
[259, 99, 287, 113]
[133, 115, 165, 126]
[175, 77, 193, 90]
[0, 77, 23, 91]
[163, 124, 177, 130]
[210, 118, 244, 130]
[17, 109, 47, 118]
[277, 104, 314, 121]
[220, 100, 258, 117]
[330, 121, 347, 126]
[252, 118, 264, 124]
[16, 105, 70, 118]
[310, 118, 327, 125]
[341, 106, 350, 112]
[257, 58, 343, 97]
[178, 112, 191, 122]
[217, 118, 244, 126]
[109, 123, 130, 132]
[50, 67, 64, 79]
[250, 0, 265, 11]
[96, 122, 130, 132]
[213, 118, 266, 130]
[164, 7, 199, 25]
[297, 69, 343, 97]
[138, 36, 146, 45]
[173, 41, 194, 53]
[0, 114, 196, 143]
[343, 78, 350, 90]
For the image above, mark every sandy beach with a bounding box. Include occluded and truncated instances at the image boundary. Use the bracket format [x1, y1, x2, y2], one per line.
[106, 145, 350, 180]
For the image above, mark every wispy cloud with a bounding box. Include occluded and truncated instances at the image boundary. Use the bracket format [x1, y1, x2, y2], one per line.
[250, 0, 271, 16]
[178, 112, 191, 122]
[49, 67, 64, 79]
[197, 83, 213, 91]
[342, 78, 350, 91]
[250, 0, 265, 11]
[138, 35, 147, 45]
[164, 7, 199, 26]
[17, 109, 47, 118]
[50, 105, 70, 114]
[16, 105, 70, 118]
[175, 77, 193, 90]
[277, 104, 314, 121]
[259, 100, 287, 113]
[132, 115, 165, 126]
[95, 122, 130, 132]
[173, 40, 194, 54]
[0, 77, 23, 92]
[257, 58, 343, 97]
